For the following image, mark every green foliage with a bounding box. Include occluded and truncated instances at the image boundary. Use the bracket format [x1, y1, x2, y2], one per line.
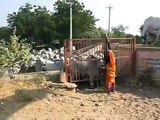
[111, 24, 128, 38]
[6, 1, 142, 47]
[0, 46, 10, 67]
[0, 27, 12, 42]
[78, 27, 106, 38]
[7, 3, 57, 46]
[53, 0, 98, 43]
[0, 35, 31, 68]
[97, 27, 107, 37]
[34, 75, 47, 84]
[135, 35, 143, 44]
[6, 1, 97, 47]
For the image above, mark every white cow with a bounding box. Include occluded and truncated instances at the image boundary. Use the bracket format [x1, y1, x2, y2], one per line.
[72, 55, 104, 87]
[141, 16, 160, 44]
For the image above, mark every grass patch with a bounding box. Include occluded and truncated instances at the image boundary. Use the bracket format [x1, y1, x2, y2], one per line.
[34, 74, 46, 84]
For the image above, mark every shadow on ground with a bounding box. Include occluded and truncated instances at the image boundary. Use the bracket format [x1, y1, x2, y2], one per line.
[76, 77, 160, 99]
[0, 88, 50, 120]
[116, 76, 160, 99]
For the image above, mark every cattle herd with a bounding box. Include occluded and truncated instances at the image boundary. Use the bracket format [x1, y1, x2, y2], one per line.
[3, 44, 105, 87]
[16, 47, 65, 73]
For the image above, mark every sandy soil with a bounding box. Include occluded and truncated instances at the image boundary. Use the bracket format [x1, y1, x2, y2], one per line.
[0, 79, 160, 120]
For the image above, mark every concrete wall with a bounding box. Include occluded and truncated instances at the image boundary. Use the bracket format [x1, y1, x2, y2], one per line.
[136, 46, 160, 85]
[114, 43, 160, 86]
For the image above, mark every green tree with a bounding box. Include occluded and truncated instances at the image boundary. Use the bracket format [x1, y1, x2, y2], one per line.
[7, 3, 35, 40]
[0, 27, 12, 42]
[53, 0, 98, 44]
[79, 27, 106, 38]
[111, 24, 128, 38]
[7, 1, 98, 47]
[135, 35, 143, 44]
[97, 27, 106, 37]
[7, 3, 57, 46]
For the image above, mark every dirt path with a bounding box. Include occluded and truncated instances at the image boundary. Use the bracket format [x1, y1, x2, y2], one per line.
[0, 80, 160, 120]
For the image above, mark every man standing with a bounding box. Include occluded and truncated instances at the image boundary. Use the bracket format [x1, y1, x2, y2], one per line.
[106, 42, 116, 94]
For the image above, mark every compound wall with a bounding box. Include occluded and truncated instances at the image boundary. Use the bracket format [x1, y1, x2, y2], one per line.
[136, 45, 160, 85]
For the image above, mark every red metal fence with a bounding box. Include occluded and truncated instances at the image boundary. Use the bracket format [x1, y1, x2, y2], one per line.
[108, 38, 136, 77]
[64, 38, 136, 83]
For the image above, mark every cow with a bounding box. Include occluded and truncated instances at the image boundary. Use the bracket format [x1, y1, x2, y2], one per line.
[72, 55, 104, 88]
[141, 16, 160, 44]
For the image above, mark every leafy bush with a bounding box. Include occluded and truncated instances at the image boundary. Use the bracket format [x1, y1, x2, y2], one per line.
[0, 35, 31, 68]
[34, 75, 46, 84]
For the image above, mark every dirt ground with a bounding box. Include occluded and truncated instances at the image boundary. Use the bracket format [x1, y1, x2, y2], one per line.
[0, 78, 160, 120]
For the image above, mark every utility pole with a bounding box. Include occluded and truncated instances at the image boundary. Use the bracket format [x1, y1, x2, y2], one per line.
[69, 0, 73, 40]
[67, 0, 74, 54]
[106, 5, 113, 37]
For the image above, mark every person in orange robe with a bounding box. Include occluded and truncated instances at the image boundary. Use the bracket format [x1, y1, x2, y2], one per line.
[106, 43, 116, 94]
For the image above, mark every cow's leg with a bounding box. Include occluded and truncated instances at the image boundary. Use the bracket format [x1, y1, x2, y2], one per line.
[154, 30, 160, 44]
[89, 75, 94, 88]
[145, 31, 150, 44]
[98, 74, 102, 87]
[141, 27, 147, 44]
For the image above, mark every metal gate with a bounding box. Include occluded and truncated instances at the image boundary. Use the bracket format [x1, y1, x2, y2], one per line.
[64, 38, 136, 82]
[108, 38, 136, 77]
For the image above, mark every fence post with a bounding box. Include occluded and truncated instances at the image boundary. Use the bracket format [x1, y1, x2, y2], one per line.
[133, 37, 136, 77]
[64, 39, 69, 82]
[132, 37, 136, 77]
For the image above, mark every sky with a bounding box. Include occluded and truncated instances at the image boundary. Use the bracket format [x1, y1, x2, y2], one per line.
[0, 0, 160, 35]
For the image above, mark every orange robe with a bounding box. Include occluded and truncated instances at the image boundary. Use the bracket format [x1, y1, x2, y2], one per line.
[106, 50, 116, 92]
